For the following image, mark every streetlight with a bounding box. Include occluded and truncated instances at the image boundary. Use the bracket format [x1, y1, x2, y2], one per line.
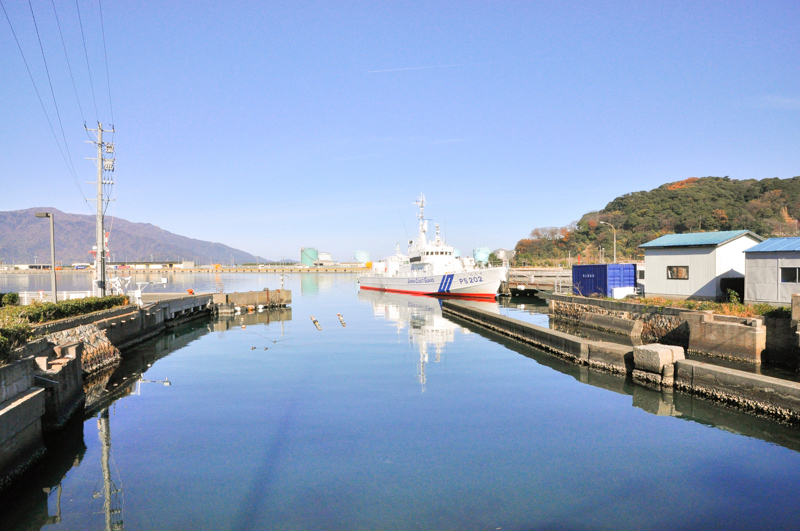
[599, 221, 617, 263]
[35, 212, 57, 302]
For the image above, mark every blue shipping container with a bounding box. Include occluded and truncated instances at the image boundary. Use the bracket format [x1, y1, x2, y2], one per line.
[572, 264, 637, 297]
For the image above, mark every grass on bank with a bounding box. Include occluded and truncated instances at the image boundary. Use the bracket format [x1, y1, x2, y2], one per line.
[625, 296, 791, 318]
[0, 295, 128, 366]
[590, 289, 792, 319]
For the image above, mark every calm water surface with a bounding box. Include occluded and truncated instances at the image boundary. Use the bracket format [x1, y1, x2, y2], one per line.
[3, 272, 800, 529]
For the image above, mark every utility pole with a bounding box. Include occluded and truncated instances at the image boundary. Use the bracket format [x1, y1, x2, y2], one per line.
[86, 123, 115, 297]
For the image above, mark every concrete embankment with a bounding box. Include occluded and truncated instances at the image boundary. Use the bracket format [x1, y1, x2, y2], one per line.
[548, 293, 783, 364]
[0, 290, 290, 492]
[442, 300, 800, 424]
[458, 319, 800, 454]
[442, 301, 633, 374]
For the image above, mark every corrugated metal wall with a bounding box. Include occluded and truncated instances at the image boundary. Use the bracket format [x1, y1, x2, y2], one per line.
[745, 251, 800, 304]
[644, 247, 717, 298]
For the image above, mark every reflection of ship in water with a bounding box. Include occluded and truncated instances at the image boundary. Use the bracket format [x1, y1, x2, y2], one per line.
[359, 290, 500, 391]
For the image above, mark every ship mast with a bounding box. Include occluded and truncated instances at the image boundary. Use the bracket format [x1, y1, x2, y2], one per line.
[414, 194, 427, 250]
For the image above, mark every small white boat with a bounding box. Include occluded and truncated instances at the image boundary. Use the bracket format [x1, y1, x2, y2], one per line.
[358, 195, 507, 300]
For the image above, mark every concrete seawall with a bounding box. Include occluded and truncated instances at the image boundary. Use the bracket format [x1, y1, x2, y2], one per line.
[548, 293, 776, 364]
[441, 301, 632, 374]
[0, 290, 290, 492]
[458, 320, 800, 454]
[443, 300, 800, 424]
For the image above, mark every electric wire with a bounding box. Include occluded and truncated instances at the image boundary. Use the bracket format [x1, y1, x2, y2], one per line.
[1, 0, 91, 213]
[98, 0, 114, 133]
[50, 0, 85, 123]
[75, 0, 98, 121]
[28, 0, 79, 182]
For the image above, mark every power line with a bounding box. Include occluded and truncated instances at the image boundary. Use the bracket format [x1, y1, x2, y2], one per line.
[1, 0, 91, 212]
[27, 0, 82, 200]
[51, 0, 85, 123]
[98, 0, 114, 129]
[75, 0, 98, 121]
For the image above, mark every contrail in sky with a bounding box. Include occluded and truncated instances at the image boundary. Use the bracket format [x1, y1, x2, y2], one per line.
[368, 59, 530, 73]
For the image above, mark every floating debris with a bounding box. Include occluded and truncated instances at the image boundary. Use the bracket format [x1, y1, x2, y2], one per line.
[337, 313, 346, 327]
[310, 315, 322, 330]
[251, 346, 256, 350]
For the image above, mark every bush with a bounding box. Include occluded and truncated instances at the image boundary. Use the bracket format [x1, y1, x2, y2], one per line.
[726, 289, 741, 304]
[2, 292, 19, 306]
[629, 295, 789, 319]
[0, 295, 127, 366]
[11, 295, 128, 324]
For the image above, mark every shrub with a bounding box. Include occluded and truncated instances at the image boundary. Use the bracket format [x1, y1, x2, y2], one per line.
[628, 295, 788, 319]
[726, 289, 741, 304]
[11, 295, 128, 324]
[0, 323, 32, 366]
[2, 292, 19, 306]
[0, 295, 127, 366]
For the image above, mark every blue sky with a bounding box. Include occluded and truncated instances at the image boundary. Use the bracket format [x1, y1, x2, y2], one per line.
[2, 1, 798, 262]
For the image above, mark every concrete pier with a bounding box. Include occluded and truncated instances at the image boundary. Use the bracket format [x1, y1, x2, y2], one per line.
[442, 300, 800, 424]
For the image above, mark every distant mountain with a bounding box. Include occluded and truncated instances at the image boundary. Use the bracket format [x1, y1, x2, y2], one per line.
[514, 176, 800, 265]
[0, 208, 269, 265]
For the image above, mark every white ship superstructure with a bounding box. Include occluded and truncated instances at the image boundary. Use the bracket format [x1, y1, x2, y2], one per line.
[358, 195, 507, 300]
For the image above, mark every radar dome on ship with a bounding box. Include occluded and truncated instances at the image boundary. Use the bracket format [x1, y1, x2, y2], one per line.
[354, 250, 370, 263]
[473, 247, 491, 263]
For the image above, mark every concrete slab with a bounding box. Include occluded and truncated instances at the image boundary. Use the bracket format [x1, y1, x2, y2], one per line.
[634, 344, 683, 373]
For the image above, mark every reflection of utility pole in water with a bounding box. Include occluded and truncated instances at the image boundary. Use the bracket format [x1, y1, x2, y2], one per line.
[94, 409, 124, 530]
[43, 484, 63, 525]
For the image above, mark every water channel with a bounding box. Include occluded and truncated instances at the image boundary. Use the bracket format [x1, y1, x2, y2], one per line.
[3, 272, 800, 529]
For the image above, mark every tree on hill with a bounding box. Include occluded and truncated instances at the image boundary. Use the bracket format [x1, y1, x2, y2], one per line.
[513, 176, 800, 266]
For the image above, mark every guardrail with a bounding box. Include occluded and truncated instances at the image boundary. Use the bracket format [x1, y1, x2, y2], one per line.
[18, 291, 94, 305]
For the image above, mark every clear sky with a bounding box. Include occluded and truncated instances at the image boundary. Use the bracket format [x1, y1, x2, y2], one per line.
[2, 1, 799, 262]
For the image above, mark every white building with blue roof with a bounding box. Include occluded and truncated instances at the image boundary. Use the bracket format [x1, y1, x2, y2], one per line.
[745, 237, 800, 305]
[639, 230, 764, 300]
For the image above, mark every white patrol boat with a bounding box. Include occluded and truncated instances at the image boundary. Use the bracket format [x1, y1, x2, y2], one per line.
[358, 195, 508, 300]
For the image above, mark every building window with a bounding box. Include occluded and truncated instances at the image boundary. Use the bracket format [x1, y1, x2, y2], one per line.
[667, 266, 689, 280]
[781, 267, 799, 283]
[638, 270, 645, 280]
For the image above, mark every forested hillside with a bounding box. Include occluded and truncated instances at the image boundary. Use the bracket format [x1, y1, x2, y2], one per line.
[514, 176, 800, 266]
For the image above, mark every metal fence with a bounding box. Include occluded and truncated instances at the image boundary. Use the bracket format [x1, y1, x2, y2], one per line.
[19, 291, 94, 305]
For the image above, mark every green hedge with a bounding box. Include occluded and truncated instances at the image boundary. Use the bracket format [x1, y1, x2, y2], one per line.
[1, 292, 18, 307]
[5, 295, 128, 324]
[0, 295, 128, 365]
